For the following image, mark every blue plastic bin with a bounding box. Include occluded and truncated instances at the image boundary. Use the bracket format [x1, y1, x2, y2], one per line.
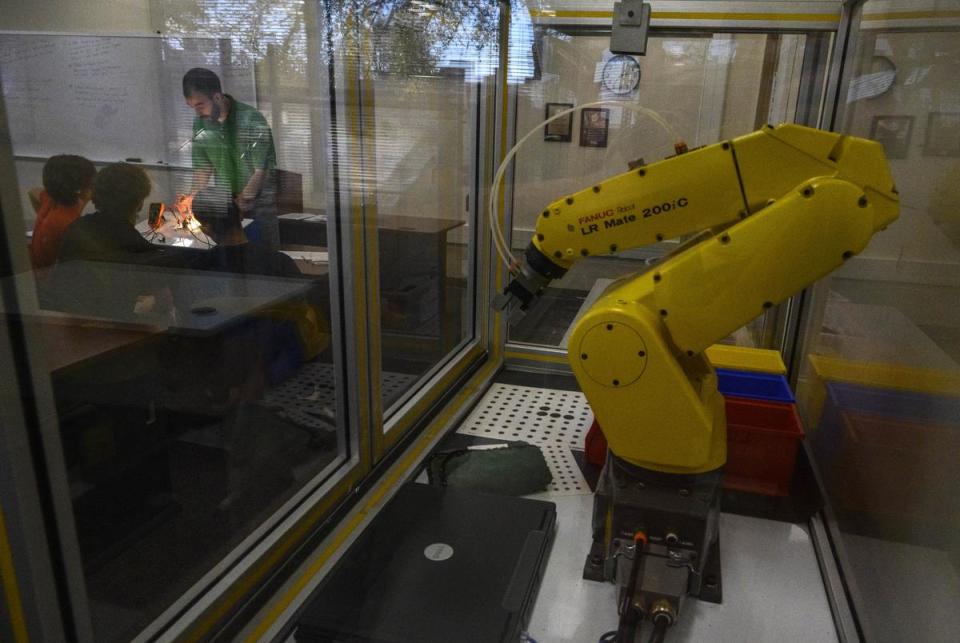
[812, 382, 960, 487]
[715, 368, 795, 403]
[825, 381, 960, 427]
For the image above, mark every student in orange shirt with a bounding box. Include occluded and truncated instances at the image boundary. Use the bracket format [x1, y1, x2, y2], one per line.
[29, 154, 96, 269]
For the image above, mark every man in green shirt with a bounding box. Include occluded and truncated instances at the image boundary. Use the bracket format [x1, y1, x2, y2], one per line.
[178, 67, 279, 248]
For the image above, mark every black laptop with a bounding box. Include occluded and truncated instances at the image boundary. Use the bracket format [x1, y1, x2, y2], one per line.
[296, 483, 556, 643]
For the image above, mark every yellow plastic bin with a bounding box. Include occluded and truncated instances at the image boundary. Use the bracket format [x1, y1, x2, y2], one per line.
[705, 344, 786, 375]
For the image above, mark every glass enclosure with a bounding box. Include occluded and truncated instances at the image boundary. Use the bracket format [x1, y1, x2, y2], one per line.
[5, 1, 960, 641]
[794, 1, 960, 641]
[506, 25, 832, 351]
[354, 3, 491, 415]
[0, 23, 350, 643]
[0, 1, 488, 640]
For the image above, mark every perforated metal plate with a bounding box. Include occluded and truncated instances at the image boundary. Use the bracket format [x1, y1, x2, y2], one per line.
[539, 444, 590, 495]
[455, 384, 593, 497]
[457, 383, 593, 450]
[262, 362, 416, 430]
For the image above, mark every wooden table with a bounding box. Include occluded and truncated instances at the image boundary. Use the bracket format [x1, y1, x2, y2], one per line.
[3, 262, 318, 564]
[40, 261, 311, 336]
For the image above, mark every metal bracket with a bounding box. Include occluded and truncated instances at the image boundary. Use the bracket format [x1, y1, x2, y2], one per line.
[611, 0, 651, 55]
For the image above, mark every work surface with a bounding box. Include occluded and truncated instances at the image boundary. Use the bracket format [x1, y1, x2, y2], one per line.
[12, 260, 312, 337]
[526, 494, 837, 642]
[453, 379, 838, 642]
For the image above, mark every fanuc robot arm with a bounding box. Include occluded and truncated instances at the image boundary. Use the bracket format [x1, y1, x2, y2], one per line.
[496, 124, 898, 637]
[499, 124, 898, 474]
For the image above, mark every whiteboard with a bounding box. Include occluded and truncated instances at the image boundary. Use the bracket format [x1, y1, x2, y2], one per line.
[0, 32, 257, 166]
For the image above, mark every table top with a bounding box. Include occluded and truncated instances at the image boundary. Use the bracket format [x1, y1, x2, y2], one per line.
[3, 261, 312, 338]
[34, 319, 156, 374]
[279, 211, 465, 235]
[135, 217, 253, 249]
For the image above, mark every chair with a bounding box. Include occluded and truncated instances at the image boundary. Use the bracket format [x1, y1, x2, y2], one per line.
[275, 169, 303, 215]
[28, 186, 43, 214]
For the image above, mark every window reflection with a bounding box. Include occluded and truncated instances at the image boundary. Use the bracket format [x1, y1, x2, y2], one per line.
[795, 6, 960, 641]
[1, 27, 344, 642]
[338, 1, 492, 414]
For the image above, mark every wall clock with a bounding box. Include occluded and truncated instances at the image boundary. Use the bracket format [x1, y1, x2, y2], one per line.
[601, 54, 641, 95]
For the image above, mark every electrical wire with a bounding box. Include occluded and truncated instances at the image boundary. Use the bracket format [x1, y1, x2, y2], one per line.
[647, 614, 670, 643]
[487, 100, 681, 272]
[188, 225, 215, 248]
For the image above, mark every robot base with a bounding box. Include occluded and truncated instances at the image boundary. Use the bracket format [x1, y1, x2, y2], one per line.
[582, 453, 723, 619]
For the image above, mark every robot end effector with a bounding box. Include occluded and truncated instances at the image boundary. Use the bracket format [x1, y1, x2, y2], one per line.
[492, 243, 568, 320]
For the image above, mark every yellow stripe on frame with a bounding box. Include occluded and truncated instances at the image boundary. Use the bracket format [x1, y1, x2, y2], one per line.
[505, 350, 568, 365]
[0, 504, 29, 643]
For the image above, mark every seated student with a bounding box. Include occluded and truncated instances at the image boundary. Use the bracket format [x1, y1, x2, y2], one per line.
[57, 163, 157, 264]
[52, 163, 173, 318]
[29, 154, 96, 269]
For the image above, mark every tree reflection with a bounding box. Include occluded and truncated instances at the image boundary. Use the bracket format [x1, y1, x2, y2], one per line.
[361, 0, 499, 75]
[161, 0, 309, 76]
[159, 0, 502, 76]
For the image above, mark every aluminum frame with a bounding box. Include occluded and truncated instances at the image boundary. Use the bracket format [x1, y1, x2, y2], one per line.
[0, 89, 95, 643]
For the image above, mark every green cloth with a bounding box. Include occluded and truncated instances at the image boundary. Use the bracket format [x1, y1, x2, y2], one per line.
[427, 443, 553, 496]
[192, 95, 276, 196]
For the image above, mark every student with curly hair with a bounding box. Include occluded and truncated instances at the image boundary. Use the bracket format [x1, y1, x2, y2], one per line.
[57, 162, 156, 264]
[53, 163, 175, 318]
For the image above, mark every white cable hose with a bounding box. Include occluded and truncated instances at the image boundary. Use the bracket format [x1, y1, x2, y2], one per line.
[488, 100, 681, 271]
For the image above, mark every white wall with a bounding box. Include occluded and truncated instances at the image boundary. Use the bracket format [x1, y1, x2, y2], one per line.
[839, 29, 960, 270]
[511, 33, 768, 236]
[3, 0, 159, 222]
[1, 1, 154, 33]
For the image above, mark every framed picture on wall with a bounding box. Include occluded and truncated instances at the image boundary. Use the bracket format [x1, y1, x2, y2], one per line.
[870, 114, 914, 159]
[923, 112, 960, 157]
[544, 102, 573, 142]
[580, 108, 610, 148]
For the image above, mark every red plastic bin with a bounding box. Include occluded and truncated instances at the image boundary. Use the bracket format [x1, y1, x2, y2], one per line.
[830, 411, 960, 520]
[723, 396, 805, 496]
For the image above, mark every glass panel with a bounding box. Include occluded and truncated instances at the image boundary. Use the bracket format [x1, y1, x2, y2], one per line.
[507, 29, 828, 350]
[349, 2, 492, 414]
[794, 2, 960, 640]
[0, 4, 350, 640]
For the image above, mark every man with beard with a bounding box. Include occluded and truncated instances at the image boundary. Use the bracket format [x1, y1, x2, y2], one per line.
[177, 67, 279, 248]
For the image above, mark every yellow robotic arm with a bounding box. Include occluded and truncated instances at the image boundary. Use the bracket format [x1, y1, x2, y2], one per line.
[500, 124, 899, 474]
